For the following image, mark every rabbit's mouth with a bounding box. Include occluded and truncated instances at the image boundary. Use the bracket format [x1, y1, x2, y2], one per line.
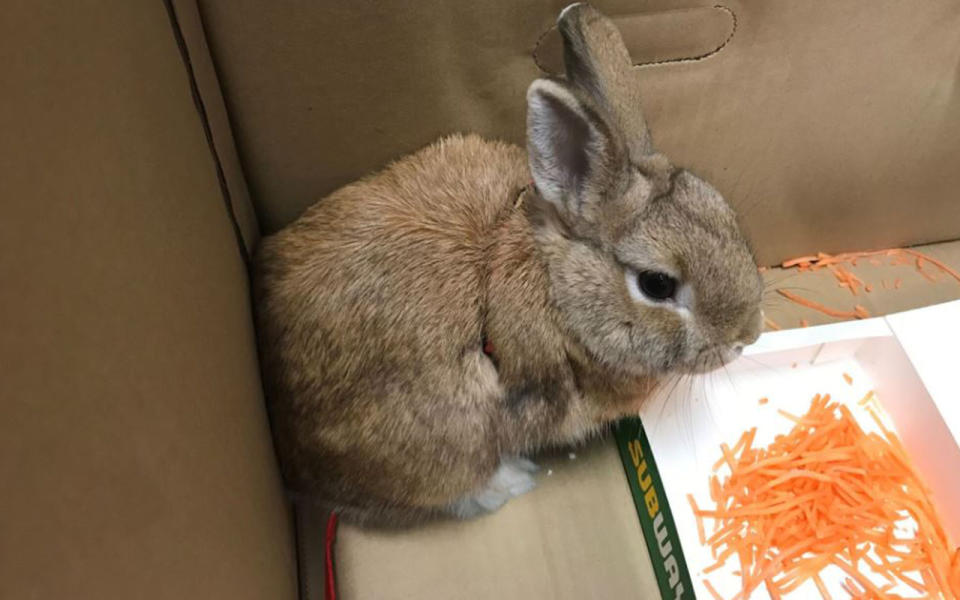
[683, 344, 743, 374]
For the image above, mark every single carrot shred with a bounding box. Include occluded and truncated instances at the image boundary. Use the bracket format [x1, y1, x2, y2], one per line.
[759, 397, 769, 405]
[776, 290, 862, 320]
[800, 319, 810, 328]
[842, 373, 853, 385]
[765, 316, 783, 331]
[812, 573, 833, 599]
[703, 578, 725, 600]
[900, 249, 960, 283]
[782, 255, 819, 268]
[689, 493, 706, 545]
[689, 393, 959, 600]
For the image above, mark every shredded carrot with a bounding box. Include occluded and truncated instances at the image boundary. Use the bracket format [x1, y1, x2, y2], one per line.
[916, 257, 939, 283]
[782, 255, 819, 268]
[765, 316, 782, 331]
[689, 393, 959, 600]
[800, 319, 810, 328]
[759, 397, 769, 406]
[703, 578, 725, 600]
[765, 578, 783, 600]
[842, 373, 853, 385]
[776, 290, 862, 319]
[813, 573, 833, 600]
[771, 249, 960, 325]
[690, 494, 706, 545]
[903, 248, 960, 284]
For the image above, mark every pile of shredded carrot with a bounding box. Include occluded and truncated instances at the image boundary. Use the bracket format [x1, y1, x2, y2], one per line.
[689, 393, 960, 599]
[767, 249, 960, 329]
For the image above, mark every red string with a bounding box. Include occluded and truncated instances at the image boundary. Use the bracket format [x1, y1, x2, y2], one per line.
[324, 511, 339, 600]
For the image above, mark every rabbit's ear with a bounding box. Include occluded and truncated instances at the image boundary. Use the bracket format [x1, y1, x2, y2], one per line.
[558, 3, 653, 157]
[526, 78, 628, 222]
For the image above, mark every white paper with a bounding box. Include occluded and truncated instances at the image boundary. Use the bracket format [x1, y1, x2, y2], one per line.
[642, 300, 960, 599]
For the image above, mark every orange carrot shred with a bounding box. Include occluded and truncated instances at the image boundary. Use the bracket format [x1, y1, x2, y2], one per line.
[776, 290, 861, 319]
[800, 319, 810, 328]
[842, 373, 853, 385]
[812, 573, 832, 600]
[765, 578, 783, 600]
[689, 494, 706, 545]
[765, 316, 782, 331]
[781, 255, 819, 268]
[901, 248, 960, 284]
[759, 397, 769, 405]
[702, 578, 725, 600]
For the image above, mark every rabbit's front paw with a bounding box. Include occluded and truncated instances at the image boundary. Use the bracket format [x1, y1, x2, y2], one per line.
[447, 457, 538, 518]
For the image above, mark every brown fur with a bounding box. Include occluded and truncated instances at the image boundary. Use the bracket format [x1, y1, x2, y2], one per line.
[253, 4, 762, 525]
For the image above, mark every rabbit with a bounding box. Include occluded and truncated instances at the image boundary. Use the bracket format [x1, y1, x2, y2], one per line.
[253, 3, 763, 526]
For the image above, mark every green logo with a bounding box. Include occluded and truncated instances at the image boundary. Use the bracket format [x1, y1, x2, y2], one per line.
[615, 417, 696, 599]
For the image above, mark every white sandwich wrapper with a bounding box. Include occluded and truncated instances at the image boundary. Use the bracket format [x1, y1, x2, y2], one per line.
[619, 299, 960, 599]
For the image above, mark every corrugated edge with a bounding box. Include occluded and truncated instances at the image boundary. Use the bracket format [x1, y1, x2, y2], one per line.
[164, 0, 259, 263]
[533, 4, 737, 74]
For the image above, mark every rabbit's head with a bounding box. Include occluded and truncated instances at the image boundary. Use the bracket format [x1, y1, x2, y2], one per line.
[526, 3, 762, 376]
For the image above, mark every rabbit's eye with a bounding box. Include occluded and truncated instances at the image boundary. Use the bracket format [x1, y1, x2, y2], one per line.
[637, 271, 677, 301]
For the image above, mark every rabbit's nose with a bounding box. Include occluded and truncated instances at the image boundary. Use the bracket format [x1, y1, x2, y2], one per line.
[737, 309, 764, 346]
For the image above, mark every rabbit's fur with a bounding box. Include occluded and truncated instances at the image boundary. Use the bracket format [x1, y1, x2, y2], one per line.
[254, 3, 762, 525]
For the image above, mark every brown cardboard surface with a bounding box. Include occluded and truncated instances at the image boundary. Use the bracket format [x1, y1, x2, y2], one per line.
[198, 0, 960, 265]
[329, 239, 960, 599]
[762, 241, 960, 331]
[171, 0, 260, 253]
[338, 441, 657, 600]
[0, 3, 295, 599]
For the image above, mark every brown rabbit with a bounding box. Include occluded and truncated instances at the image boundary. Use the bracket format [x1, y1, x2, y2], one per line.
[254, 3, 762, 525]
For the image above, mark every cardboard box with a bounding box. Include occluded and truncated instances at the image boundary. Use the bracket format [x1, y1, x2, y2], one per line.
[617, 300, 960, 599]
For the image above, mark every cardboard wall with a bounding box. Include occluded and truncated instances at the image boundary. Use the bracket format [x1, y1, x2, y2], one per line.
[197, 0, 960, 265]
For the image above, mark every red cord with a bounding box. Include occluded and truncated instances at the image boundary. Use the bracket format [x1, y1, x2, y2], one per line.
[483, 338, 494, 357]
[324, 511, 339, 600]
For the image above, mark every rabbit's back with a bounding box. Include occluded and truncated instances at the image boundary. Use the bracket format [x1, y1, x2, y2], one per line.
[254, 134, 530, 505]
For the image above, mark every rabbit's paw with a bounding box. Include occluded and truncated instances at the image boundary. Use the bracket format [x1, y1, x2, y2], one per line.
[447, 457, 538, 518]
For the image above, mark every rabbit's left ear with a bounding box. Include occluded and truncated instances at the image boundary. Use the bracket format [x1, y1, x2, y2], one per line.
[526, 78, 628, 223]
[558, 3, 654, 158]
